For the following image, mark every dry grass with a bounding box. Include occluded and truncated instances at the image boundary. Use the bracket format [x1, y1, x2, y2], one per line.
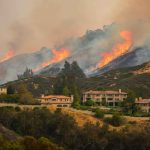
[47, 106, 103, 127]
[47, 106, 150, 129]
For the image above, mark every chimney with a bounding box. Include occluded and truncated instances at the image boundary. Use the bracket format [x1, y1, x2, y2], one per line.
[71, 95, 74, 102]
[119, 89, 122, 93]
[135, 98, 138, 102]
[41, 94, 45, 98]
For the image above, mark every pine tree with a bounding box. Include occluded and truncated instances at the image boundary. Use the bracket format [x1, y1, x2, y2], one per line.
[54, 61, 84, 103]
[63, 86, 70, 96]
[59, 61, 71, 77]
[71, 83, 80, 103]
[71, 61, 86, 78]
[17, 68, 33, 80]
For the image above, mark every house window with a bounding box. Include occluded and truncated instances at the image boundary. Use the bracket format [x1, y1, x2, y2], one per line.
[108, 98, 113, 100]
[87, 94, 90, 97]
[51, 98, 57, 101]
[96, 99, 100, 101]
[102, 98, 106, 101]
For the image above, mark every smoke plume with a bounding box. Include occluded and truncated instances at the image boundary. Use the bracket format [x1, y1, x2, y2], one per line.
[0, 0, 150, 83]
[0, 0, 150, 55]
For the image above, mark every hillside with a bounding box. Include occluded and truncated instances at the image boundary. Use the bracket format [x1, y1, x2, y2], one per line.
[81, 61, 150, 98]
[91, 46, 150, 76]
[1, 23, 150, 84]
[4, 75, 57, 97]
[53, 107, 149, 128]
[0, 124, 21, 141]
[0, 48, 52, 84]
[3, 60, 150, 99]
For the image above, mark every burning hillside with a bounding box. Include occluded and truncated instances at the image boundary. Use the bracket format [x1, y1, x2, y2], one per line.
[0, 22, 150, 84]
[0, 50, 15, 63]
[96, 31, 133, 69]
[33, 48, 70, 72]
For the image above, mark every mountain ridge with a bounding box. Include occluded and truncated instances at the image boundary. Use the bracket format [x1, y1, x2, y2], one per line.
[0, 23, 150, 84]
[3, 60, 150, 99]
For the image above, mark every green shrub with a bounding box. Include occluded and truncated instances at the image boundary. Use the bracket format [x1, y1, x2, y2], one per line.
[0, 94, 20, 103]
[72, 101, 81, 109]
[108, 108, 118, 114]
[79, 105, 91, 110]
[73, 104, 92, 110]
[85, 99, 95, 106]
[95, 108, 104, 119]
[104, 114, 125, 127]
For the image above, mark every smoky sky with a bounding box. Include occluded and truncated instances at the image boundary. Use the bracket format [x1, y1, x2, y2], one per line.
[0, 0, 150, 56]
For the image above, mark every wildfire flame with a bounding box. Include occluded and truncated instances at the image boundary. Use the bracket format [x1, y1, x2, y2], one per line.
[96, 30, 133, 68]
[0, 50, 15, 63]
[34, 48, 70, 72]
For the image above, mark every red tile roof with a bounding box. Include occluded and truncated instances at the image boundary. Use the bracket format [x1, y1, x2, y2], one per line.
[135, 99, 150, 104]
[84, 90, 127, 95]
[40, 95, 71, 99]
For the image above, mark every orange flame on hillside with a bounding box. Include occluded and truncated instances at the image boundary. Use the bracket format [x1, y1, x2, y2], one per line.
[0, 50, 15, 63]
[96, 30, 133, 69]
[34, 48, 70, 72]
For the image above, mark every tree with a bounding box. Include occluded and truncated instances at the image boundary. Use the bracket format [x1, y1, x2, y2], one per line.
[121, 90, 138, 115]
[104, 113, 125, 127]
[85, 99, 95, 106]
[18, 67, 33, 80]
[19, 92, 36, 105]
[71, 61, 86, 78]
[62, 86, 70, 96]
[17, 83, 37, 105]
[7, 85, 15, 95]
[111, 114, 124, 126]
[17, 84, 28, 95]
[59, 61, 71, 77]
[0, 94, 20, 103]
[95, 109, 104, 119]
[71, 84, 81, 104]
[55, 61, 83, 104]
[122, 99, 141, 115]
[126, 90, 136, 103]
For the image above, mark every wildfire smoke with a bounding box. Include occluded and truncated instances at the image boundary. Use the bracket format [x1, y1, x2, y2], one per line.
[0, 50, 15, 63]
[96, 30, 133, 69]
[33, 48, 70, 72]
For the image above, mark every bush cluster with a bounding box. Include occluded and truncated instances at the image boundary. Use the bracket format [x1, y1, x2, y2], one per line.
[0, 107, 149, 150]
[104, 113, 125, 127]
[0, 136, 63, 150]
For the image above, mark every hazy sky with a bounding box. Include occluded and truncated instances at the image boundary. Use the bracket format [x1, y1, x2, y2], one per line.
[0, 0, 150, 54]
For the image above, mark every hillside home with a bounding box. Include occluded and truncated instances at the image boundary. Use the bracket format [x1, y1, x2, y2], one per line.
[135, 97, 150, 113]
[0, 87, 7, 95]
[39, 95, 73, 107]
[83, 89, 127, 106]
